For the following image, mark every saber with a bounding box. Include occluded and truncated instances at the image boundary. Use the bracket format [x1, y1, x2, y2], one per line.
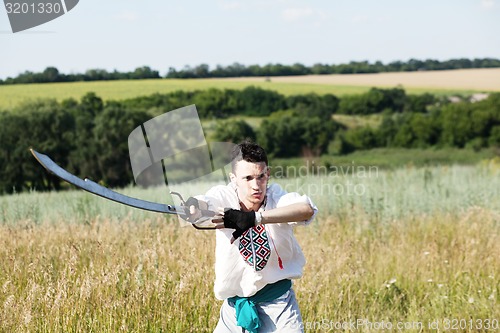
[30, 149, 216, 229]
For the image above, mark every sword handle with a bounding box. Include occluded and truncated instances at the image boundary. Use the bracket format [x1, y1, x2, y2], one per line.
[200, 209, 216, 218]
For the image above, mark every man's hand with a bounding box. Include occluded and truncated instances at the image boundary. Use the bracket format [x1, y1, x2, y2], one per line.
[220, 209, 256, 243]
[183, 197, 201, 222]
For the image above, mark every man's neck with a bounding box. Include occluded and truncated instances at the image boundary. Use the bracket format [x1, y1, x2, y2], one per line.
[239, 201, 262, 212]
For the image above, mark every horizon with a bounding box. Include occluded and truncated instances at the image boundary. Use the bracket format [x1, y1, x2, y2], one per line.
[1, 0, 499, 80]
[3, 56, 500, 80]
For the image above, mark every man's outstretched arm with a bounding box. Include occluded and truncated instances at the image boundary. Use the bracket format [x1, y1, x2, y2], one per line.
[258, 203, 314, 224]
[212, 202, 313, 227]
[213, 203, 314, 243]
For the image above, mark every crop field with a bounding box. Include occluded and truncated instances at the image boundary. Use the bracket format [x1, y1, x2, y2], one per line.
[1, 161, 500, 332]
[1, 68, 498, 109]
[237, 68, 500, 92]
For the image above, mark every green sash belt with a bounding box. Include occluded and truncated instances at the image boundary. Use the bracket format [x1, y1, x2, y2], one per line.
[228, 279, 292, 333]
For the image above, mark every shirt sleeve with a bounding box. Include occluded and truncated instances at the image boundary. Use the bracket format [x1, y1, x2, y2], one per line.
[195, 184, 237, 211]
[195, 188, 222, 211]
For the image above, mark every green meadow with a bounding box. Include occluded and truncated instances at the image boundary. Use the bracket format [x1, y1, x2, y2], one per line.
[0, 78, 482, 110]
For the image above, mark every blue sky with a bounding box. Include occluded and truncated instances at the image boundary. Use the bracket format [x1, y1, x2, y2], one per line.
[1, 0, 499, 79]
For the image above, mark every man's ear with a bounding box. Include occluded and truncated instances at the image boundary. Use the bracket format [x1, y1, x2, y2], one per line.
[229, 172, 236, 183]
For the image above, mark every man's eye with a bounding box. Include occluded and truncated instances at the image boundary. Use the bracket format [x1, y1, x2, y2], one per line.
[245, 176, 253, 181]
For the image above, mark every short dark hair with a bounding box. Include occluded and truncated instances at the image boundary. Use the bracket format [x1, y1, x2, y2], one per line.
[231, 141, 268, 171]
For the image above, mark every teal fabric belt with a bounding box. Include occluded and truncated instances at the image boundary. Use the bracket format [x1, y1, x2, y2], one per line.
[228, 279, 292, 333]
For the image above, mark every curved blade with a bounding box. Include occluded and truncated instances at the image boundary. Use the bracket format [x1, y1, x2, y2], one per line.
[30, 149, 179, 214]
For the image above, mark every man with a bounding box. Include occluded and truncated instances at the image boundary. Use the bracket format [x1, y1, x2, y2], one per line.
[186, 141, 317, 333]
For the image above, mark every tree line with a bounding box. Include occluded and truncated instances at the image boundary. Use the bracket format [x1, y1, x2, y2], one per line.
[2, 58, 500, 84]
[1, 87, 499, 193]
[166, 58, 500, 78]
[0, 66, 160, 85]
[339, 94, 500, 153]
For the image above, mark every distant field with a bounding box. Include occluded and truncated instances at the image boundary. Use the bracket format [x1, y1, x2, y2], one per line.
[1, 68, 498, 109]
[238, 68, 500, 92]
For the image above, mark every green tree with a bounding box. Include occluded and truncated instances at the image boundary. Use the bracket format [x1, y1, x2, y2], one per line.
[0, 112, 26, 193]
[93, 106, 150, 187]
[238, 86, 286, 116]
[439, 103, 473, 147]
[193, 88, 238, 118]
[408, 113, 441, 148]
[340, 127, 379, 152]
[338, 88, 406, 115]
[404, 93, 436, 113]
[489, 126, 500, 147]
[42, 66, 61, 82]
[258, 112, 339, 157]
[131, 66, 160, 79]
[67, 93, 104, 178]
[439, 101, 498, 148]
[286, 93, 339, 120]
[212, 120, 256, 143]
[13, 99, 75, 191]
[376, 114, 398, 147]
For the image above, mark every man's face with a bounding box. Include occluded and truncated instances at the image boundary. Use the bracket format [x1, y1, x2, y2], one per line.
[231, 160, 270, 211]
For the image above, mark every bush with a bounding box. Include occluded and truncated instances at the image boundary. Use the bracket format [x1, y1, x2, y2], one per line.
[338, 88, 406, 115]
[339, 127, 380, 153]
[212, 119, 256, 143]
[488, 126, 500, 147]
[258, 112, 340, 157]
[286, 93, 339, 120]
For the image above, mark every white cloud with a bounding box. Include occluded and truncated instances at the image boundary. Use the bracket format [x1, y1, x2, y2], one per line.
[481, 0, 495, 8]
[282, 7, 314, 22]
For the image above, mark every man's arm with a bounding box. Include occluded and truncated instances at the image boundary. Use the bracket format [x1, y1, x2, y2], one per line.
[212, 202, 313, 226]
[213, 202, 314, 243]
[259, 203, 314, 224]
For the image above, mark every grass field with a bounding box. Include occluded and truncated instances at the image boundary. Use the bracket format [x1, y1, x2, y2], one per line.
[1, 68, 498, 109]
[1, 162, 500, 332]
[332, 114, 383, 129]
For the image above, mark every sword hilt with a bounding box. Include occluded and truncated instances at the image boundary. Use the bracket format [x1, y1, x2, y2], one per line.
[170, 191, 216, 229]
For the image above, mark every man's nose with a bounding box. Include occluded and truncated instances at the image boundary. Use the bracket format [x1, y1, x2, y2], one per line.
[250, 178, 260, 188]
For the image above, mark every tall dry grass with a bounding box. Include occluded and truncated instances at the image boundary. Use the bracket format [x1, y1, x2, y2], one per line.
[1, 163, 500, 332]
[0, 217, 217, 332]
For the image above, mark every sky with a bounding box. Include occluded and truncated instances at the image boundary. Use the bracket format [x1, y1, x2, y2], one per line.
[0, 0, 499, 79]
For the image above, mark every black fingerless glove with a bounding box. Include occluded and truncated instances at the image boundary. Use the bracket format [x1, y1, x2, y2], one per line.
[223, 209, 256, 240]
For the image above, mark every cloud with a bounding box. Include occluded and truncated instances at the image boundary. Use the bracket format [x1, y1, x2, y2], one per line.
[481, 0, 495, 8]
[281, 7, 314, 22]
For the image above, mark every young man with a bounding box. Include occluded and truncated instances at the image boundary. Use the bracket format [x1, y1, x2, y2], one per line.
[187, 141, 317, 333]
